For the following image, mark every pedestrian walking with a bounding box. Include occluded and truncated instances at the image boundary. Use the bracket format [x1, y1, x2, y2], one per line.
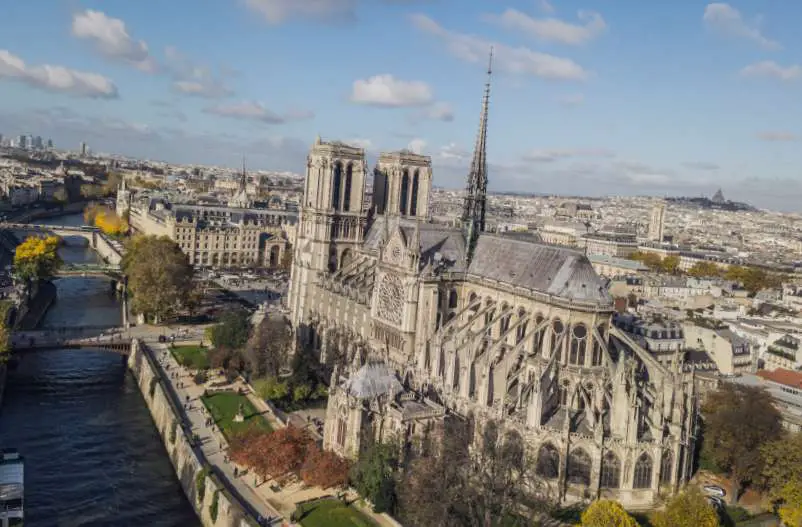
[234, 467, 239, 478]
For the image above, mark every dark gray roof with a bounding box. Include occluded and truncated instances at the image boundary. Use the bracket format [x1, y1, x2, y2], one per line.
[468, 235, 612, 304]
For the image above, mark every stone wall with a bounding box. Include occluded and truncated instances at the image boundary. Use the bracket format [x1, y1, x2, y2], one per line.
[127, 339, 259, 527]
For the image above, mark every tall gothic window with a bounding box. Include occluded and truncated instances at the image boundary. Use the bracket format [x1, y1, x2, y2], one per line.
[516, 311, 528, 344]
[410, 170, 420, 216]
[336, 417, 347, 447]
[535, 444, 560, 479]
[567, 449, 592, 486]
[400, 170, 410, 215]
[660, 451, 673, 485]
[332, 162, 343, 211]
[600, 452, 621, 488]
[448, 289, 458, 308]
[633, 453, 653, 489]
[569, 324, 587, 366]
[343, 163, 353, 211]
[452, 355, 460, 390]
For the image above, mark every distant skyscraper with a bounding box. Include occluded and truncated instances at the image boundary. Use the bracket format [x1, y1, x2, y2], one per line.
[16, 135, 27, 149]
[33, 136, 43, 150]
[0, 133, 4, 146]
[46, 138, 53, 149]
[80, 142, 88, 156]
[648, 202, 666, 242]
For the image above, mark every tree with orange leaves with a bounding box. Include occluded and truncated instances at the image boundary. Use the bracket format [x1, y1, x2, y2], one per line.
[230, 426, 313, 482]
[301, 446, 350, 489]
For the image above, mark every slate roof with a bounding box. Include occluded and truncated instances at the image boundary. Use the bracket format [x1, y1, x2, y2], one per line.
[467, 234, 612, 305]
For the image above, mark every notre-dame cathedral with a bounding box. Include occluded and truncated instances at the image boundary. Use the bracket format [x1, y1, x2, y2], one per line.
[286, 57, 697, 508]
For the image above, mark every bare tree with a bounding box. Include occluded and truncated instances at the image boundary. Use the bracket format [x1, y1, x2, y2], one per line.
[243, 316, 291, 378]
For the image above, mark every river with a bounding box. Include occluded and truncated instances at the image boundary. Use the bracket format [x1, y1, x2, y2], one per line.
[0, 213, 198, 526]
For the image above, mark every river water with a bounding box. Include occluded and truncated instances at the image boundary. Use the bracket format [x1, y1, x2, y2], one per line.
[0, 213, 198, 526]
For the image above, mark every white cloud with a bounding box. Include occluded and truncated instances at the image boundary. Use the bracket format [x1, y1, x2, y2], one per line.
[409, 101, 455, 123]
[165, 46, 233, 98]
[740, 61, 802, 81]
[350, 74, 433, 107]
[410, 14, 588, 81]
[407, 138, 427, 154]
[0, 49, 118, 99]
[703, 3, 780, 50]
[71, 10, 156, 72]
[204, 101, 313, 124]
[522, 148, 613, 162]
[244, 0, 357, 24]
[487, 9, 606, 45]
[557, 93, 584, 106]
[756, 131, 797, 142]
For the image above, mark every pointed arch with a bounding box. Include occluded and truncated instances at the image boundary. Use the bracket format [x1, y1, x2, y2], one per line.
[410, 169, 420, 216]
[343, 163, 353, 211]
[332, 161, 343, 211]
[600, 451, 621, 488]
[567, 448, 592, 486]
[400, 169, 410, 215]
[453, 354, 461, 390]
[535, 443, 560, 479]
[633, 452, 653, 489]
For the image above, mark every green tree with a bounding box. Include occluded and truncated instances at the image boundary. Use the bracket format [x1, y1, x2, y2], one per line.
[581, 500, 639, 527]
[13, 235, 62, 283]
[650, 488, 719, 527]
[688, 261, 723, 278]
[660, 255, 680, 274]
[121, 235, 194, 323]
[350, 441, 399, 514]
[209, 308, 251, 350]
[254, 377, 289, 401]
[779, 479, 802, 527]
[701, 383, 782, 502]
[761, 433, 802, 501]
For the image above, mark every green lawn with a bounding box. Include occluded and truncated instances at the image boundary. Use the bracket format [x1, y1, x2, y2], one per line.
[201, 391, 272, 438]
[297, 499, 377, 527]
[171, 345, 209, 370]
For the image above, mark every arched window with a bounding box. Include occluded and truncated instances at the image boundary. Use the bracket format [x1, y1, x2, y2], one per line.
[436, 312, 442, 330]
[410, 170, 419, 216]
[500, 314, 511, 334]
[269, 245, 280, 268]
[535, 444, 560, 479]
[340, 248, 352, 269]
[448, 289, 458, 309]
[468, 362, 477, 398]
[600, 452, 621, 488]
[399, 170, 410, 215]
[570, 324, 587, 366]
[567, 449, 592, 486]
[633, 453, 653, 489]
[328, 246, 338, 272]
[332, 162, 342, 211]
[343, 163, 353, 211]
[516, 316, 528, 345]
[532, 315, 545, 355]
[660, 451, 673, 485]
[469, 292, 479, 312]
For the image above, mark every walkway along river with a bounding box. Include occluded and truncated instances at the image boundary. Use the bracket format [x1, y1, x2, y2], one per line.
[0, 213, 198, 526]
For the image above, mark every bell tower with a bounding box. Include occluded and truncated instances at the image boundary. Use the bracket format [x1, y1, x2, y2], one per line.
[373, 150, 432, 220]
[288, 137, 368, 327]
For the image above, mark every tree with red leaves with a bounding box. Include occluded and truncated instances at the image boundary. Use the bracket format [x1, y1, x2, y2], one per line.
[230, 426, 313, 482]
[301, 446, 350, 489]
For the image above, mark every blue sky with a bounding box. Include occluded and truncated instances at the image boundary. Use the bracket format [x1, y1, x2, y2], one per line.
[1, 1, 802, 211]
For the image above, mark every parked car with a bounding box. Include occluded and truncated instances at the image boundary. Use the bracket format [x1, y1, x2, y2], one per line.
[703, 485, 726, 498]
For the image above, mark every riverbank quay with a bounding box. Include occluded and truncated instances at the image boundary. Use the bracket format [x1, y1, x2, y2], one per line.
[129, 338, 268, 527]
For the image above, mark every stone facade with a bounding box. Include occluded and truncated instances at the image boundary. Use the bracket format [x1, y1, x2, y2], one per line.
[119, 179, 294, 269]
[287, 144, 698, 509]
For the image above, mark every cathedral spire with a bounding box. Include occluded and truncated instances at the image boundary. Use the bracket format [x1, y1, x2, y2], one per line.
[239, 155, 247, 192]
[461, 47, 493, 261]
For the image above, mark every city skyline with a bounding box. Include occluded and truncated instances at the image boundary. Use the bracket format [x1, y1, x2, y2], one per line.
[2, 1, 802, 211]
